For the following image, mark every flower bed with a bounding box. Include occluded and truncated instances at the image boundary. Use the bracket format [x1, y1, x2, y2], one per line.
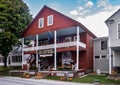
[58, 65, 72, 71]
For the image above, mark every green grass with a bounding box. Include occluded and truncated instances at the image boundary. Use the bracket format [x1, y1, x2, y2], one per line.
[72, 74, 120, 84]
[45, 74, 120, 84]
[0, 67, 10, 76]
[45, 76, 61, 80]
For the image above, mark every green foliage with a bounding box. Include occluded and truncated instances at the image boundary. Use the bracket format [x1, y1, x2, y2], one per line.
[0, 32, 17, 67]
[45, 74, 120, 84]
[0, 0, 32, 38]
[0, 0, 32, 67]
[0, 32, 17, 54]
[45, 76, 61, 80]
[72, 74, 120, 84]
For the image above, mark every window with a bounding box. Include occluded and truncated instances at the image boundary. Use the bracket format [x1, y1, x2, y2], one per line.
[38, 18, 44, 28]
[101, 40, 107, 50]
[47, 15, 53, 26]
[0, 57, 3, 63]
[118, 23, 120, 39]
[101, 55, 107, 58]
[90, 37, 93, 47]
[12, 56, 22, 63]
[95, 56, 100, 59]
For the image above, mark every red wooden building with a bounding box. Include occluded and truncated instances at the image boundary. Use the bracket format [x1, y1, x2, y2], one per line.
[21, 5, 96, 73]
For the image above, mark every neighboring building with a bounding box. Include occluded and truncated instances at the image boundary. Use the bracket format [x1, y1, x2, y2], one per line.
[0, 54, 4, 66]
[93, 37, 113, 73]
[21, 5, 96, 72]
[0, 46, 22, 67]
[105, 9, 120, 74]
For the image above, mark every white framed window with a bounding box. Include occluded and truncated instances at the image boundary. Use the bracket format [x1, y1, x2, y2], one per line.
[38, 18, 44, 28]
[101, 40, 107, 50]
[95, 56, 100, 59]
[101, 55, 108, 59]
[117, 23, 120, 39]
[47, 15, 53, 26]
[12, 56, 22, 63]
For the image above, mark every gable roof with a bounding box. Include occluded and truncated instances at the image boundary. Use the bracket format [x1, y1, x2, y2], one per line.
[105, 9, 120, 23]
[22, 5, 96, 38]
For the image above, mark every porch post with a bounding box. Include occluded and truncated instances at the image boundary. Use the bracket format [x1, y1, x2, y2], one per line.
[108, 36, 112, 74]
[109, 48, 112, 74]
[76, 26, 80, 70]
[54, 30, 57, 70]
[22, 38, 24, 69]
[108, 23, 112, 74]
[36, 34, 39, 67]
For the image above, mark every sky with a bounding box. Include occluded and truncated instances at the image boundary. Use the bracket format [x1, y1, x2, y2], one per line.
[23, 0, 120, 37]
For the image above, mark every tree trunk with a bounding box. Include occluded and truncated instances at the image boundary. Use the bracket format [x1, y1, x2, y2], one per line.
[4, 56, 7, 68]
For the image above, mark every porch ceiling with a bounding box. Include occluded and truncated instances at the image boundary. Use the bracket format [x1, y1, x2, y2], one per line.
[25, 26, 85, 40]
[38, 26, 85, 39]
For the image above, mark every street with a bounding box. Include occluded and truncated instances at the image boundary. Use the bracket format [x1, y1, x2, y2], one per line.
[0, 77, 93, 85]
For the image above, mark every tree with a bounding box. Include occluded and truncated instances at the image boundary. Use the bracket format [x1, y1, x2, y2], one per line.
[0, 32, 17, 67]
[0, 0, 32, 38]
[0, 0, 32, 67]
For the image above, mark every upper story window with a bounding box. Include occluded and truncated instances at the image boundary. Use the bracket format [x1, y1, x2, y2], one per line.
[101, 40, 107, 50]
[118, 23, 120, 39]
[47, 15, 53, 26]
[38, 18, 44, 28]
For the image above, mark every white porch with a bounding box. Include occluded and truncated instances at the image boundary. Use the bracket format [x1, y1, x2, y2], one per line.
[22, 26, 86, 71]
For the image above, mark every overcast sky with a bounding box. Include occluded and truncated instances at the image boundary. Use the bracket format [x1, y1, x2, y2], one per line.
[23, 0, 120, 37]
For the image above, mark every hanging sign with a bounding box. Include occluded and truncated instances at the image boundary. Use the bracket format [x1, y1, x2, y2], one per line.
[38, 49, 54, 55]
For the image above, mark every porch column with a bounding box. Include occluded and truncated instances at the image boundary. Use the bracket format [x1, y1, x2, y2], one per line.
[22, 38, 24, 69]
[36, 34, 39, 67]
[108, 35, 112, 74]
[108, 22, 112, 74]
[109, 48, 112, 74]
[76, 26, 80, 70]
[54, 30, 57, 70]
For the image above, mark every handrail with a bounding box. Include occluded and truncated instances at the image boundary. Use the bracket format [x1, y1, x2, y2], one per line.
[23, 41, 86, 51]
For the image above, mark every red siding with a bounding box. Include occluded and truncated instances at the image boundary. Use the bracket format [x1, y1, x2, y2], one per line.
[22, 6, 96, 38]
[22, 7, 76, 37]
[86, 33, 93, 69]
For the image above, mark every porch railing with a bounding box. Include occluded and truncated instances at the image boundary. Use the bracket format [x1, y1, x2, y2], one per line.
[23, 41, 86, 51]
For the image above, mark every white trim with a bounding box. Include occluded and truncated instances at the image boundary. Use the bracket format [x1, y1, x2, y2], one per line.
[113, 51, 115, 66]
[76, 26, 79, 70]
[54, 30, 57, 70]
[117, 22, 120, 39]
[47, 15, 53, 26]
[38, 18, 44, 28]
[22, 38, 24, 69]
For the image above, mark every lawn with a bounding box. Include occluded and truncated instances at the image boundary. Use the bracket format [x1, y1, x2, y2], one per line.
[0, 67, 10, 76]
[0, 67, 120, 84]
[45, 74, 120, 84]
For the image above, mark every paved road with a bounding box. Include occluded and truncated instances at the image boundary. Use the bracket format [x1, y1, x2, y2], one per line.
[0, 77, 93, 85]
